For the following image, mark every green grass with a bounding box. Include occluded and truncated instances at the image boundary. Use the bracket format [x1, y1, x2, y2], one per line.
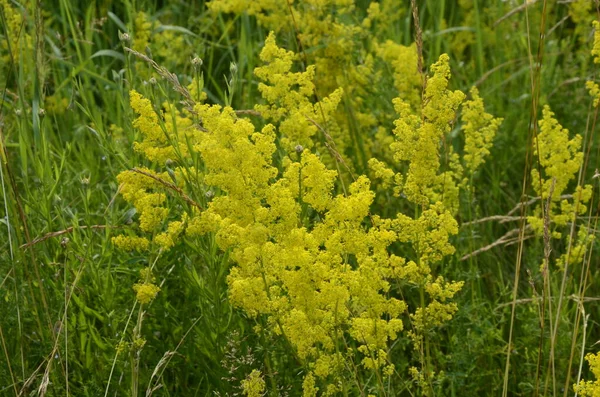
[1, 0, 599, 396]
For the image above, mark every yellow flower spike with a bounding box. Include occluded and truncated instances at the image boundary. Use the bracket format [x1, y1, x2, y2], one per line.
[253, 32, 345, 154]
[586, 80, 600, 107]
[592, 20, 600, 63]
[529, 106, 586, 206]
[390, 54, 466, 207]
[461, 87, 503, 178]
[132, 11, 154, 53]
[302, 372, 319, 397]
[376, 41, 422, 110]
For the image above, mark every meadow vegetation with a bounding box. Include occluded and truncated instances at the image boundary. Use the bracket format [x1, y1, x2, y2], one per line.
[1, 0, 600, 396]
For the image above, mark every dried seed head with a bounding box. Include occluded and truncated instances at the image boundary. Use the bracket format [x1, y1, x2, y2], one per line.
[192, 57, 203, 68]
[119, 32, 131, 43]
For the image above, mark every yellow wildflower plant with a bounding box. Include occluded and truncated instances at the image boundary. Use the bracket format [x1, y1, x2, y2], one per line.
[375, 41, 422, 110]
[254, 32, 344, 154]
[0, 0, 32, 65]
[132, 267, 160, 305]
[183, 95, 462, 389]
[129, 89, 195, 164]
[132, 11, 155, 53]
[133, 282, 160, 304]
[592, 20, 600, 64]
[575, 352, 600, 396]
[460, 86, 503, 186]
[241, 369, 266, 397]
[388, 54, 465, 208]
[112, 235, 151, 252]
[117, 168, 171, 233]
[527, 106, 592, 238]
[114, 31, 486, 392]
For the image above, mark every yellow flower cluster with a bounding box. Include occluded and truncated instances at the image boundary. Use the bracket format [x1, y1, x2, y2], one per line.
[0, 0, 32, 64]
[241, 369, 265, 397]
[592, 21, 600, 64]
[188, 57, 464, 389]
[133, 281, 160, 304]
[132, 267, 160, 304]
[112, 235, 150, 252]
[154, 215, 187, 250]
[575, 352, 600, 396]
[133, 11, 154, 53]
[587, 21, 600, 107]
[208, 0, 409, 171]
[370, 54, 500, 214]
[129, 90, 195, 163]
[254, 32, 343, 153]
[117, 168, 170, 233]
[116, 25, 502, 391]
[527, 106, 592, 238]
[390, 54, 465, 207]
[461, 87, 503, 182]
[375, 41, 422, 110]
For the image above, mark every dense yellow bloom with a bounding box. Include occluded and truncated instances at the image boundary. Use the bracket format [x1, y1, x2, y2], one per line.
[254, 32, 344, 153]
[376, 41, 422, 110]
[367, 158, 396, 189]
[112, 235, 150, 252]
[284, 151, 338, 212]
[391, 54, 465, 207]
[302, 372, 319, 397]
[154, 216, 187, 250]
[133, 282, 160, 304]
[461, 87, 503, 179]
[526, 106, 592, 241]
[531, 106, 583, 202]
[116, 27, 476, 393]
[241, 369, 265, 397]
[575, 352, 600, 396]
[586, 81, 600, 107]
[129, 90, 195, 163]
[525, 105, 593, 275]
[182, 96, 464, 390]
[117, 168, 170, 233]
[133, 12, 154, 53]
